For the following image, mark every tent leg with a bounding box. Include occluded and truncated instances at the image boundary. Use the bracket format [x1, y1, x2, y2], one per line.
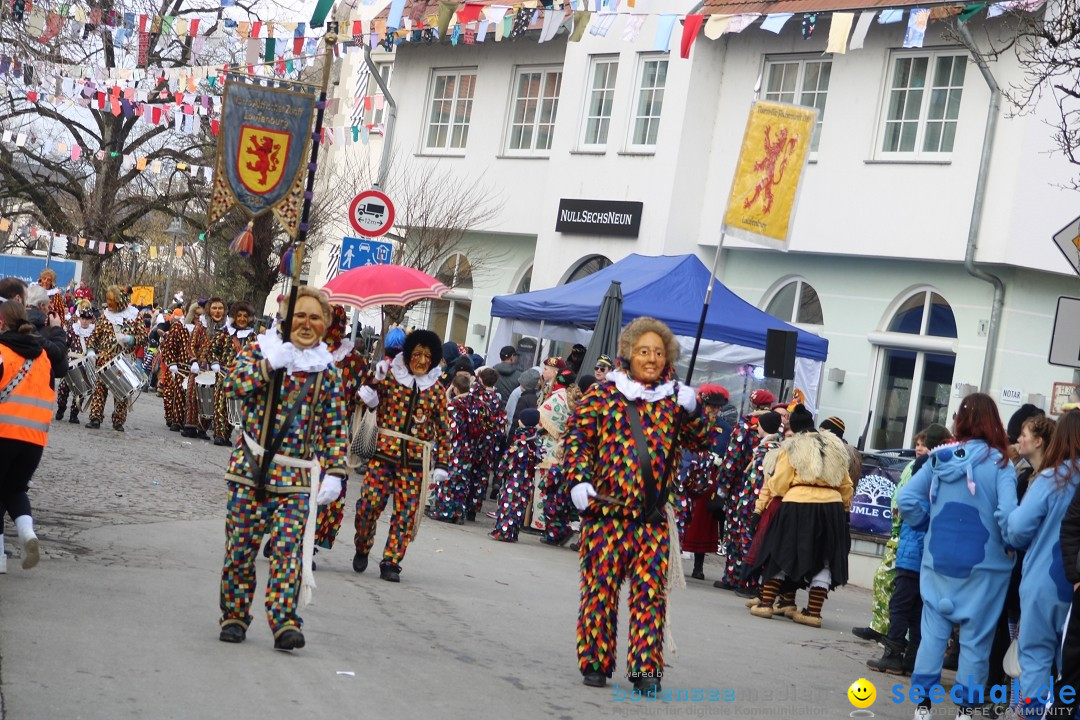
[533, 320, 545, 366]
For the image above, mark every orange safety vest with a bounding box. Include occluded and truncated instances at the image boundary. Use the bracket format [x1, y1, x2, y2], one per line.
[0, 342, 55, 447]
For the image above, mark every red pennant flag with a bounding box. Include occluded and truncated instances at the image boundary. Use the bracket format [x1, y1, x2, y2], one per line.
[152, 106, 161, 124]
[352, 20, 362, 37]
[293, 36, 304, 55]
[26, 90, 37, 103]
[138, 14, 147, 32]
[250, 21, 262, 38]
[97, 92, 106, 109]
[681, 14, 705, 59]
[457, 2, 484, 24]
[188, 18, 199, 36]
[211, 118, 219, 135]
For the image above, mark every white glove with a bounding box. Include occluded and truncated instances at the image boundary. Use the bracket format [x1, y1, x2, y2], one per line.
[316, 474, 343, 505]
[211, 363, 221, 373]
[190, 361, 200, 373]
[571, 482, 597, 512]
[432, 468, 449, 485]
[358, 385, 379, 409]
[373, 359, 390, 381]
[87, 350, 97, 362]
[677, 385, 697, 413]
[263, 340, 295, 371]
[169, 364, 180, 375]
[117, 333, 133, 347]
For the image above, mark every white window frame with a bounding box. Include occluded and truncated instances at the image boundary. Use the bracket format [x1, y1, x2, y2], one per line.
[761, 276, 824, 333]
[580, 55, 620, 150]
[876, 49, 968, 161]
[504, 65, 563, 157]
[371, 63, 393, 128]
[423, 67, 478, 154]
[762, 55, 832, 154]
[626, 54, 668, 152]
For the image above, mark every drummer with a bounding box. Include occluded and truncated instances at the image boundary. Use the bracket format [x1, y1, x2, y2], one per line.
[208, 301, 256, 446]
[85, 286, 147, 432]
[159, 308, 190, 432]
[182, 298, 227, 440]
[55, 303, 95, 425]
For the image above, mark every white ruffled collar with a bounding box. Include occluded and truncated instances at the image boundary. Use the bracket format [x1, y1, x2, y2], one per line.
[608, 369, 676, 403]
[72, 323, 94, 338]
[184, 323, 195, 333]
[102, 305, 138, 324]
[232, 327, 253, 339]
[390, 352, 442, 391]
[47, 287, 61, 297]
[330, 338, 355, 363]
[258, 331, 334, 375]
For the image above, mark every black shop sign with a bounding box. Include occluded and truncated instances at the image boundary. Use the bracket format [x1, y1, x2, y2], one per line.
[555, 198, 643, 238]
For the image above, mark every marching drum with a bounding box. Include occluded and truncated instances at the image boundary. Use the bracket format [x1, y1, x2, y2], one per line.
[100, 354, 143, 407]
[64, 354, 97, 398]
[227, 397, 244, 430]
[195, 371, 217, 419]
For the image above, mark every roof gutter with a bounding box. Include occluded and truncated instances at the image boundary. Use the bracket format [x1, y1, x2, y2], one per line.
[956, 21, 1005, 394]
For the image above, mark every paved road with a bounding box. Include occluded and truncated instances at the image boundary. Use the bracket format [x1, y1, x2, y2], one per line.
[0, 391, 926, 720]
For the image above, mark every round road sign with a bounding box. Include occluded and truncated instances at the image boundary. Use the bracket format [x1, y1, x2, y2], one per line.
[348, 189, 395, 238]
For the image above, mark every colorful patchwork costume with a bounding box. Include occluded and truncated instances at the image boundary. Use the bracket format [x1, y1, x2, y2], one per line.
[86, 303, 147, 428]
[183, 313, 226, 435]
[208, 316, 256, 444]
[719, 429, 781, 590]
[490, 415, 544, 542]
[563, 369, 706, 686]
[469, 382, 506, 514]
[429, 388, 485, 523]
[158, 320, 191, 429]
[218, 333, 349, 644]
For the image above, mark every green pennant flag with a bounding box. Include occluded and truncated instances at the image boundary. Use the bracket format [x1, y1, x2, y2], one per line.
[437, 2, 459, 40]
[310, 0, 334, 28]
[569, 11, 591, 42]
[264, 37, 275, 62]
[958, 3, 987, 22]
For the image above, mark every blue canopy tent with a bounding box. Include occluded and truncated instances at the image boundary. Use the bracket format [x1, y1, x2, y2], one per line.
[488, 254, 829, 408]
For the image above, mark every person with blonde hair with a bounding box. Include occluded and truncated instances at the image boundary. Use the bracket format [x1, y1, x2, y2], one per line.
[563, 316, 705, 694]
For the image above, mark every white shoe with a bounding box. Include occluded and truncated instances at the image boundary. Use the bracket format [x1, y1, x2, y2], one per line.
[0, 554, 7, 574]
[20, 529, 39, 570]
[913, 708, 932, 720]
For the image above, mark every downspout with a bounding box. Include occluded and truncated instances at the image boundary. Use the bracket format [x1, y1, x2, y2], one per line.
[364, 43, 397, 191]
[956, 22, 1005, 393]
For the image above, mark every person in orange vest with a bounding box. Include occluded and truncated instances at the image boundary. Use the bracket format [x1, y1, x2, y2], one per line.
[0, 300, 64, 573]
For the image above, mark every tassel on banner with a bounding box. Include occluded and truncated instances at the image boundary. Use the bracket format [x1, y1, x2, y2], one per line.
[229, 221, 255, 257]
[279, 243, 298, 276]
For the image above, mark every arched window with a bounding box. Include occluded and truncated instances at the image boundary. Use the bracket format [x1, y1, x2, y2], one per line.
[763, 278, 824, 325]
[516, 265, 532, 294]
[563, 254, 612, 284]
[430, 254, 473, 344]
[869, 289, 958, 450]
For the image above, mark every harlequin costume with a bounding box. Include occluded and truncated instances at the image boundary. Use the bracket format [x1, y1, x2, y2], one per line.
[489, 409, 544, 542]
[158, 313, 191, 431]
[563, 367, 707, 690]
[85, 297, 147, 431]
[429, 388, 485, 524]
[183, 305, 227, 438]
[467, 381, 505, 516]
[208, 304, 256, 445]
[353, 330, 451, 582]
[314, 306, 369, 551]
[218, 331, 349, 649]
[55, 307, 95, 424]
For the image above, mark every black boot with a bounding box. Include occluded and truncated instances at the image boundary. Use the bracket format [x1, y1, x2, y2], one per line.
[379, 561, 401, 582]
[69, 408, 80, 424]
[867, 639, 907, 675]
[902, 638, 919, 675]
[691, 552, 705, 580]
[55, 407, 65, 421]
[352, 552, 368, 573]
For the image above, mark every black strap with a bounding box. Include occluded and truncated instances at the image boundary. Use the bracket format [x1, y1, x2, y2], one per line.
[625, 400, 663, 522]
[251, 372, 319, 499]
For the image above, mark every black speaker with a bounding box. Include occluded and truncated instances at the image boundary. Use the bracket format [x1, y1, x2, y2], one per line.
[764, 329, 798, 380]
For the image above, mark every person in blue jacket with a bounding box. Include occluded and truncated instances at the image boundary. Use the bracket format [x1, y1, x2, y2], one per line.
[1005, 410, 1080, 716]
[897, 393, 1018, 720]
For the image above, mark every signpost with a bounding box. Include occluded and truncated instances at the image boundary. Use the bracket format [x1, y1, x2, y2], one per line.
[1052, 213, 1080, 277]
[338, 236, 393, 272]
[348, 189, 395, 238]
[1049, 296, 1080, 369]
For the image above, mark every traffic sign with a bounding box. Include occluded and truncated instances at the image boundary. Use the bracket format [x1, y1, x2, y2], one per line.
[1052, 213, 1080, 277]
[1049, 296, 1080, 369]
[339, 236, 393, 272]
[348, 189, 395, 238]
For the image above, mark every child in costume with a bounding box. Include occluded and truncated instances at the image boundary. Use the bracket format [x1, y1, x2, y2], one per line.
[490, 409, 544, 542]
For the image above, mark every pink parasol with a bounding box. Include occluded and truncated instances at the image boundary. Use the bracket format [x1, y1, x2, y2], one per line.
[322, 265, 449, 310]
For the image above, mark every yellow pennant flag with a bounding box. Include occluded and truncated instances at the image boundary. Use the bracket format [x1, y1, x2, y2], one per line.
[175, 245, 184, 258]
[723, 100, 816, 251]
[149, 245, 158, 259]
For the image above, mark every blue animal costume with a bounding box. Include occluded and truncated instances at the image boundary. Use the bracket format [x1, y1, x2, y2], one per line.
[897, 439, 1018, 708]
[1004, 463, 1079, 713]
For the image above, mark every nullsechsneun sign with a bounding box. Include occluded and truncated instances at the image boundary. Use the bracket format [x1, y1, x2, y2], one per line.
[555, 198, 643, 238]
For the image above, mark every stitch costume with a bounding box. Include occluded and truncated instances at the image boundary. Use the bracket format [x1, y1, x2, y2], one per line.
[564, 323, 707, 693]
[353, 330, 451, 582]
[490, 409, 544, 542]
[218, 330, 349, 649]
[85, 290, 147, 430]
[897, 439, 1018, 712]
[55, 307, 95, 423]
[1005, 462, 1080, 712]
[208, 302, 256, 445]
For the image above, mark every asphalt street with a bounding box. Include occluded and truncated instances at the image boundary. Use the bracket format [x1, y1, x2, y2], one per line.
[0, 391, 930, 720]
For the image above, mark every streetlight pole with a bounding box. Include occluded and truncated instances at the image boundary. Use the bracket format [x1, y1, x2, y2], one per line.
[163, 216, 184, 310]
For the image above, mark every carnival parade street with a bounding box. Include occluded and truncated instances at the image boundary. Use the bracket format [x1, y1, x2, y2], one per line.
[0, 390, 922, 720]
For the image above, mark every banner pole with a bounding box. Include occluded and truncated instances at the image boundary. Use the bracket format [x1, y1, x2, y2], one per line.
[683, 231, 725, 385]
[255, 28, 337, 501]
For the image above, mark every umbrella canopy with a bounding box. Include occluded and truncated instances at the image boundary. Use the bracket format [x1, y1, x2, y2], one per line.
[579, 281, 622, 382]
[322, 265, 449, 310]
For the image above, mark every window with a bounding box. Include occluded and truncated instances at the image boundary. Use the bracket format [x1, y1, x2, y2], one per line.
[764, 279, 824, 325]
[629, 56, 667, 149]
[430, 254, 473, 343]
[881, 52, 967, 157]
[425, 69, 477, 152]
[582, 56, 619, 148]
[507, 66, 562, 154]
[371, 64, 393, 127]
[563, 255, 612, 284]
[763, 58, 831, 153]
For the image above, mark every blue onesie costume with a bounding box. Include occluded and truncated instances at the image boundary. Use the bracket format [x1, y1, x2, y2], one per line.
[1005, 464, 1080, 712]
[897, 439, 1018, 707]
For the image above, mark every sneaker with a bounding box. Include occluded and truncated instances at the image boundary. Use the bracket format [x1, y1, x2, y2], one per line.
[273, 629, 305, 651]
[20, 529, 39, 570]
[219, 624, 246, 643]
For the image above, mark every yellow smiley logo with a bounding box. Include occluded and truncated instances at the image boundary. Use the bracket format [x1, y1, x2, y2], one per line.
[847, 678, 876, 709]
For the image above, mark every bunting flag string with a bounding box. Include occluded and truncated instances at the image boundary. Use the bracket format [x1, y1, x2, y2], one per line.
[0, 215, 211, 260]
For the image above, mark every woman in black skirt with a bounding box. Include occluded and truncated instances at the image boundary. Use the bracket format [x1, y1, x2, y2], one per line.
[747, 404, 853, 627]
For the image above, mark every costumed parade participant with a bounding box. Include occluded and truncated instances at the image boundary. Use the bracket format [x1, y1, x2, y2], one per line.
[208, 301, 256, 445]
[538, 369, 583, 546]
[677, 385, 733, 582]
[313, 305, 369, 556]
[159, 308, 190, 432]
[563, 317, 706, 693]
[36, 269, 67, 324]
[489, 408, 544, 542]
[218, 287, 349, 651]
[55, 303, 95, 424]
[353, 329, 451, 583]
[468, 367, 506, 518]
[429, 373, 484, 525]
[747, 405, 853, 627]
[85, 285, 147, 431]
[182, 298, 227, 439]
[897, 393, 1017, 720]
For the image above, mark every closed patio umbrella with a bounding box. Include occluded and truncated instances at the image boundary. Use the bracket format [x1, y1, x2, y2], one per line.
[579, 281, 622, 381]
